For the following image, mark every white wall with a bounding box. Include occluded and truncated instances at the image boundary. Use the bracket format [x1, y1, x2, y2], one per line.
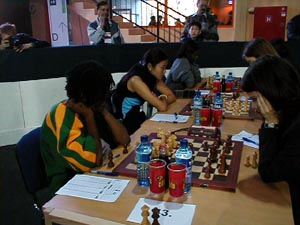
[0, 67, 247, 147]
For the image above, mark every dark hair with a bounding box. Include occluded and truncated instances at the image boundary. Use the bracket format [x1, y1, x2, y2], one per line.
[241, 55, 300, 112]
[270, 38, 290, 58]
[139, 47, 168, 67]
[65, 60, 114, 107]
[189, 21, 202, 30]
[96, 1, 108, 10]
[177, 39, 199, 63]
[242, 38, 279, 59]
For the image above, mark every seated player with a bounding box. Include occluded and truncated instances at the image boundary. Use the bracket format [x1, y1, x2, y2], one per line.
[241, 55, 300, 225]
[114, 48, 176, 135]
[0, 22, 50, 52]
[166, 39, 203, 91]
[242, 38, 279, 64]
[40, 60, 130, 197]
[180, 22, 203, 44]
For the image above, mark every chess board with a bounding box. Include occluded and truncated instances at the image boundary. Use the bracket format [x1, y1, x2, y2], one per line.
[113, 133, 243, 192]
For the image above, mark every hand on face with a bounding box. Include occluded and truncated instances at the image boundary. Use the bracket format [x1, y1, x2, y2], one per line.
[67, 99, 94, 118]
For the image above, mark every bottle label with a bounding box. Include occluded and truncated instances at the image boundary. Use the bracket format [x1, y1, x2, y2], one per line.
[136, 152, 151, 163]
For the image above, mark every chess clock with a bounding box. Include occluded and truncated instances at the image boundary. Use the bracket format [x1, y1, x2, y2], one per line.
[188, 125, 220, 138]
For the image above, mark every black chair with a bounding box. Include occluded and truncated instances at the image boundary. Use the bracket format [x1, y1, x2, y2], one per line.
[16, 127, 49, 224]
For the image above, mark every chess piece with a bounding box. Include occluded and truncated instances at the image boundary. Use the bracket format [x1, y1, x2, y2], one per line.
[218, 153, 226, 174]
[251, 151, 258, 169]
[244, 155, 251, 167]
[151, 207, 160, 225]
[107, 151, 115, 168]
[152, 141, 160, 158]
[226, 135, 233, 146]
[202, 141, 209, 151]
[141, 205, 150, 225]
[209, 145, 217, 163]
[204, 162, 211, 179]
[123, 144, 128, 154]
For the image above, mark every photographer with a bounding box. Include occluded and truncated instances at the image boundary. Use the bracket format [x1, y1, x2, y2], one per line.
[0, 23, 50, 52]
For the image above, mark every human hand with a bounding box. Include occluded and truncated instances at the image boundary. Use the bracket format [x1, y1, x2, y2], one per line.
[257, 93, 279, 124]
[15, 43, 33, 52]
[67, 99, 94, 118]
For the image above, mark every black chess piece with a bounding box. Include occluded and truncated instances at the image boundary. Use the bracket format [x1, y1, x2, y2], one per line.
[151, 207, 160, 225]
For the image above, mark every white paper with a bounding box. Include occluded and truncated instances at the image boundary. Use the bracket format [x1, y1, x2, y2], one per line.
[127, 198, 196, 225]
[232, 130, 259, 149]
[56, 174, 130, 202]
[150, 113, 189, 123]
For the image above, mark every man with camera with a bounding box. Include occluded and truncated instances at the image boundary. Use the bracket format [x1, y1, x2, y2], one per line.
[182, 0, 219, 42]
[0, 23, 50, 52]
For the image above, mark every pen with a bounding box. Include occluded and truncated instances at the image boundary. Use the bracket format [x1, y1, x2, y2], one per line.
[174, 112, 178, 120]
[90, 170, 119, 176]
[242, 137, 259, 146]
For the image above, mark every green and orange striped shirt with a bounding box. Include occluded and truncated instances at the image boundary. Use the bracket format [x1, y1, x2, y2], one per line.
[41, 101, 99, 196]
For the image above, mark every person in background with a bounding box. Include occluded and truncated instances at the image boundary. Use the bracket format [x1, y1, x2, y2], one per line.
[175, 18, 183, 26]
[158, 15, 164, 26]
[114, 48, 176, 135]
[242, 38, 279, 64]
[87, 1, 124, 44]
[270, 38, 290, 59]
[241, 55, 300, 225]
[182, 0, 219, 42]
[0, 22, 50, 52]
[41, 60, 130, 197]
[180, 21, 203, 44]
[166, 39, 202, 91]
[287, 14, 300, 41]
[148, 16, 157, 26]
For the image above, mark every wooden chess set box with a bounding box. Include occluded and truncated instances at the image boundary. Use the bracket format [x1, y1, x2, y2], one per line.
[187, 125, 220, 138]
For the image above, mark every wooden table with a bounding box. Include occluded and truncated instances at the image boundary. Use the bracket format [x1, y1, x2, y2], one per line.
[43, 99, 293, 225]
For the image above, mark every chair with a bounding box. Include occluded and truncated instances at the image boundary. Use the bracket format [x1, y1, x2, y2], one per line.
[16, 127, 49, 224]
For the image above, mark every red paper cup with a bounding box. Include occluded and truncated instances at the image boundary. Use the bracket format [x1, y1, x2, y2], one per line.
[200, 107, 211, 126]
[167, 162, 186, 198]
[149, 159, 166, 194]
[211, 108, 223, 127]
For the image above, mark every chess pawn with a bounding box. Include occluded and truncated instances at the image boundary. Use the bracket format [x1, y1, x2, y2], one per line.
[141, 205, 150, 225]
[107, 151, 115, 168]
[251, 152, 258, 169]
[218, 153, 226, 174]
[123, 143, 128, 154]
[244, 155, 251, 167]
[204, 163, 211, 179]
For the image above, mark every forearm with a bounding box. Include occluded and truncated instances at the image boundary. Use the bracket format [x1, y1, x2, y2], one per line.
[85, 113, 103, 165]
[102, 109, 130, 145]
[88, 26, 105, 44]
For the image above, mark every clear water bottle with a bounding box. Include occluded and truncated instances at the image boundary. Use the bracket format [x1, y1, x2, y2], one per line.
[213, 71, 221, 93]
[175, 138, 193, 193]
[136, 135, 152, 186]
[226, 72, 234, 92]
[213, 92, 223, 109]
[193, 90, 203, 125]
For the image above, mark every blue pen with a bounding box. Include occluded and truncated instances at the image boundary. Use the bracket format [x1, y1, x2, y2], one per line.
[90, 170, 119, 176]
[242, 137, 259, 146]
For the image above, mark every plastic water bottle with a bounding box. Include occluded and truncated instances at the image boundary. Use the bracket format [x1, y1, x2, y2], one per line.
[136, 135, 152, 186]
[213, 71, 221, 93]
[193, 90, 203, 125]
[213, 92, 223, 109]
[175, 138, 193, 193]
[226, 72, 234, 92]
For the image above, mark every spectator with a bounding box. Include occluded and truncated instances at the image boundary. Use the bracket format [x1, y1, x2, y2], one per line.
[87, 1, 124, 44]
[242, 38, 279, 64]
[175, 18, 183, 26]
[114, 48, 176, 135]
[287, 14, 300, 41]
[148, 16, 157, 26]
[166, 39, 202, 91]
[41, 60, 130, 197]
[241, 55, 300, 225]
[180, 21, 203, 44]
[0, 22, 50, 52]
[270, 38, 290, 59]
[182, 0, 219, 42]
[158, 15, 164, 26]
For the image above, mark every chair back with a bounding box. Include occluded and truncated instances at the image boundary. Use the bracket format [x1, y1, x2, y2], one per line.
[16, 127, 48, 194]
